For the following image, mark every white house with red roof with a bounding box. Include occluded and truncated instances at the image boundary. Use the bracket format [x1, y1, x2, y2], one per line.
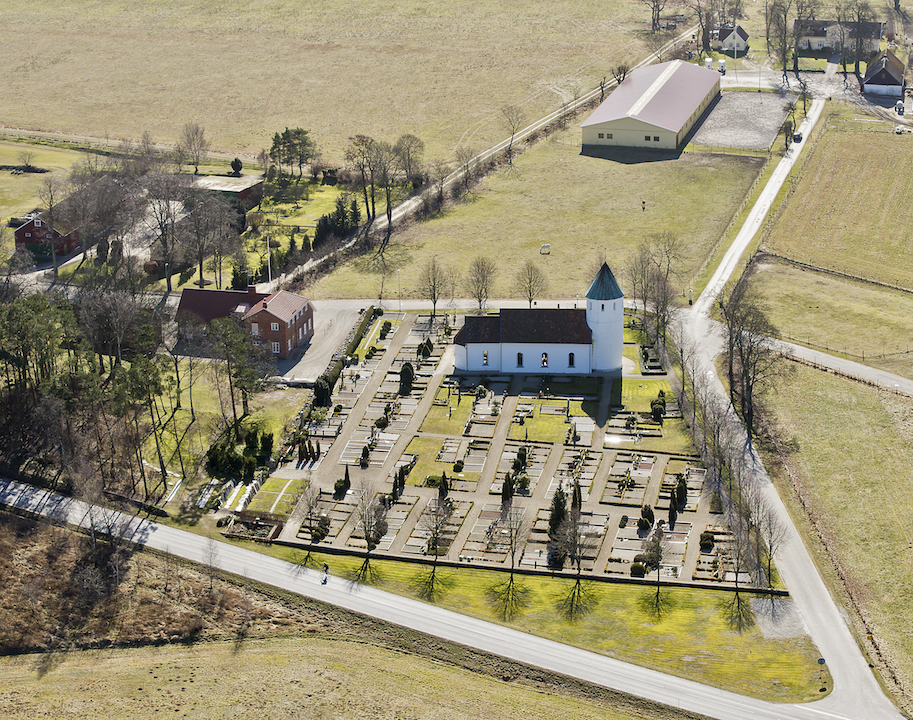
[454, 263, 624, 375]
[580, 60, 720, 150]
[243, 290, 314, 359]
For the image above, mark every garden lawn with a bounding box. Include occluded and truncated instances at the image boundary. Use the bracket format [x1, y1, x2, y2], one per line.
[509, 399, 596, 444]
[748, 255, 913, 380]
[762, 120, 913, 291]
[308, 124, 765, 301]
[421, 388, 474, 435]
[262, 547, 827, 702]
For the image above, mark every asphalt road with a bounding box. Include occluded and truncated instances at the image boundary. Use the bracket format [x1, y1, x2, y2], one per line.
[0, 477, 899, 720]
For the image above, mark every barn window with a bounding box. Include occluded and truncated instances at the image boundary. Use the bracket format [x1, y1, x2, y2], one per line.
[35, 219, 42, 227]
[541, 353, 548, 367]
[25, 232, 31, 238]
[645, 135, 651, 141]
[653, 136, 660, 142]
[598, 133, 604, 138]
[517, 352, 523, 367]
[568, 353, 575, 368]
[607, 133, 613, 139]
[483, 351, 489, 366]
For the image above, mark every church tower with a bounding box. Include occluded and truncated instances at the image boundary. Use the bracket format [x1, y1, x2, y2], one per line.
[585, 262, 624, 374]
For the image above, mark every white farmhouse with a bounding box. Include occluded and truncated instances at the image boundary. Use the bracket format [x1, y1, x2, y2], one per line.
[453, 263, 624, 375]
[580, 60, 721, 151]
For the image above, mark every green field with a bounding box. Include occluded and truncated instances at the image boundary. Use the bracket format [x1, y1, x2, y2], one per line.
[0, 0, 651, 160]
[761, 364, 913, 705]
[763, 119, 913, 291]
[308, 125, 766, 301]
[749, 255, 913, 379]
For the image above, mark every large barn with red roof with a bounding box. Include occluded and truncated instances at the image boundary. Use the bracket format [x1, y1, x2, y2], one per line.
[581, 60, 720, 150]
[453, 263, 624, 375]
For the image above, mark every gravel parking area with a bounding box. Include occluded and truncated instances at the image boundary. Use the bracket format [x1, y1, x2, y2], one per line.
[691, 91, 795, 150]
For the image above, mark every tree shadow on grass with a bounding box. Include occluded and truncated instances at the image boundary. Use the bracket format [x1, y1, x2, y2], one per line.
[486, 576, 530, 621]
[555, 578, 599, 621]
[719, 591, 756, 632]
[349, 557, 383, 587]
[637, 587, 677, 622]
[410, 565, 454, 603]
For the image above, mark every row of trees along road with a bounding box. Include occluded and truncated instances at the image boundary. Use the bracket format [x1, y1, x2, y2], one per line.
[0, 283, 273, 507]
[417, 256, 549, 317]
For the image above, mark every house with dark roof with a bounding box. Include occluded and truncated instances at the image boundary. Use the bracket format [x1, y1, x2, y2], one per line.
[580, 60, 721, 150]
[176, 286, 269, 327]
[716, 24, 750, 54]
[243, 290, 314, 359]
[794, 19, 883, 54]
[863, 50, 906, 97]
[454, 263, 624, 374]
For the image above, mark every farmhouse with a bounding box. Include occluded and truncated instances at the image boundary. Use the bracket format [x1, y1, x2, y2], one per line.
[793, 19, 883, 54]
[243, 290, 314, 359]
[454, 263, 623, 375]
[862, 50, 906, 97]
[581, 60, 721, 150]
[13, 214, 79, 259]
[716, 24, 750, 54]
[176, 286, 314, 359]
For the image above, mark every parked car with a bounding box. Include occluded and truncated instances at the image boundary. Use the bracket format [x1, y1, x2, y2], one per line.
[793, 131, 803, 143]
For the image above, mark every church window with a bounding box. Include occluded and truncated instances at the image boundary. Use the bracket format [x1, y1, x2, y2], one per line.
[568, 352, 575, 367]
[541, 353, 548, 367]
[483, 351, 488, 366]
[517, 352, 523, 367]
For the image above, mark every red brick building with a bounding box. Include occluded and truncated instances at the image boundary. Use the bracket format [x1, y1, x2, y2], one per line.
[243, 290, 314, 359]
[13, 215, 80, 258]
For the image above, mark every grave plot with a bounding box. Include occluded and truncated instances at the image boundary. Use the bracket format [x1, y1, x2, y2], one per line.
[296, 492, 351, 543]
[570, 417, 596, 447]
[460, 504, 528, 563]
[570, 512, 606, 571]
[692, 524, 748, 583]
[490, 442, 550, 498]
[521, 508, 552, 568]
[600, 452, 654, 507]
[605, 516, 651, 573]
[375, 494, 419, 551]
[421, 384, 474, 435]
[401, 498, 472, 556]
[464, 392, 501, 438]
[655, 464, 705, 512]
[550, 447, 602, 502]
[660, 520, 692, 577]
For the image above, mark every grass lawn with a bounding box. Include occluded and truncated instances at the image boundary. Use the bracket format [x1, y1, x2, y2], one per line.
[637, 418, 696, 456]
[307, 124, 766, 301]
[264, 548, 826, 702]
[762, 114, 913, 291]
[749, 255, 913, 379]
[760, 363, 913, 702]
[622, 346, 641, 373]
[0, 637, 703, 720]
[508, 398, 596, 444]
[621, 379, 672, 413]
[405, 436, 452, 485]
[421, 388, 474, 435]
[0, 0, 651, 160]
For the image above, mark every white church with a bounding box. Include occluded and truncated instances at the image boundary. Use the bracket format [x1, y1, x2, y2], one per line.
[453, 263, 624, 375]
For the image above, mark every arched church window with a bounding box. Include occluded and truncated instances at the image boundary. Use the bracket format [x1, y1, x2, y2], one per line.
[541, 353, 548, 367]
[483, 351, 488, 366]
[517, 352, 523, 367]
[568, 352, 575, 367]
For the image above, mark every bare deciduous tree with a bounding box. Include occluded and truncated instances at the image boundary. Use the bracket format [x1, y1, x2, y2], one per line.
[354, 483, 387, 583]
[145, 173, 190, 292]
[464, 256, 497, 313]
[513, 259, 549, 308]
[393, 133, 425, 187]
[36, 176, 65, 278]
[502, 104, 525, 166]
[418, 497, 453, 600]
[636, 0, 668, 30]
[418, 256, 448, 318]
[487, 501, 531, 619]
[178, 123, 210, 174]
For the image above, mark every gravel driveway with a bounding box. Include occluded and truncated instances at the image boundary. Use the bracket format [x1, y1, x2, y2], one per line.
[691, 91, 795, 150]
